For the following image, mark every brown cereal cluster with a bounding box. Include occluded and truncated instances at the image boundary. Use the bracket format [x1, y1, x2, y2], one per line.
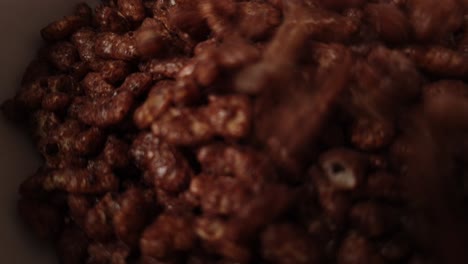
[3, 0, 468, 263]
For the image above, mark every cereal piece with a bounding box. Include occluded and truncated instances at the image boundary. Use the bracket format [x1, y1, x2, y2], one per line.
[364, 3, 411, 44]
[41, 167, 119, 194]
[405, 46, 468, 78]
[353, 46, 422, 119]
[196, 145, 236, 176]
[114, 188, 151, 246]
[350, 202, 398, 237]
[41, 92, 70, 111]
[57, 225, 89, 264]
[134, 81, 176, 129]
[368, 46, 422, 98]
[423, 85, 468, 132]
[46, 74, 82, 95]
[265, 0, 283, 10]
[150, 0, 199, 52]
[84, 187, 152, 246]
[70, 61, 90, 80]
[261, 223, 321, 264]
[95, 5, 130, 33]
[389, 136, 415, 175]
[37, 120, 82, 164]
[236, 1, 282, 40]
[117, 0, 146, 23]
[214, 38, 260, 69]
[76, 90, 134, 127]
[151, 94, 251, 145]
[84, 193, 119, 241]
[140, 214, 195, 259]
[38, 75, 82, 113]
[192, 55, 219, 87]
[95, 32, 139, 61]
[41, 15, 86, 41]
[67, 194, 93, 227]
[422, 81, 468, 129]
[41, 119, 105, 159]
[407, 0, 463, 41]
[156, 188, 196, 214]
[366, 154, 389, 171]
[139, 57, 190, 80]
[322, 0, 366, 10]
[195, 217, 251, 262]
[198, 0, 243, 37]
[87, 242, 130, 264]
[120, 72, 153, 97]
[196, 144, 275, 184]
[337, 232, 385, 264]
[165, 0, 209, 41]
[82, 73, 115, 98]
[302, 7, 363, 42]
[18, 199, 62, 240]
[204, 95, 252, 139]
[423, 80, 468, 99]
[91, 60, 131, 84]
[103, 136, 130, 169]
[314, 173, 351, 225]
[41, 152, 86, 172]
[233, 11, 311, 94]
[47, 42, 79, 72]
[31, 110, 61, 144]
[233, 184, 292, 235]
[135, 18, 175, 58]
[319, 148, 367, 191]
[199, 0, 281, 40]
[135, 26, 167, 58]
[351, 118, 395, 151]
[140, 256, 181, 264]
[142, 0, 156, 11]
[189, 175, 253, 216]
[190, 37, 260, 88]
[310, 43, 351, 76]
[194, 38, 218, 56]
[72, 28, 97, 63]
[191, 184, 291, 241]
[173, 70, 202, 105]
[131, 133, 192, 193]
[366, 171, 401, 201]
[151, 107, 214, 146]
[379, 233, 412, 261]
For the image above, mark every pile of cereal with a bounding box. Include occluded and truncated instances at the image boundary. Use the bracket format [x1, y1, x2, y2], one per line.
[3, 0, 468, 263]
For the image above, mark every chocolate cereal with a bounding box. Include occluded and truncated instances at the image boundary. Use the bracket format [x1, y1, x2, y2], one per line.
[3, 0, 468, 263]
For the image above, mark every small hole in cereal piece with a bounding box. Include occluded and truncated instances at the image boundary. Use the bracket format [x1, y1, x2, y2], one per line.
[325, 162, 356, 190]
[320, 148, 367, 191]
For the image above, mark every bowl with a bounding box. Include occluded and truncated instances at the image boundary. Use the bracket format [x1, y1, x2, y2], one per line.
[0, 1, 96, 262]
